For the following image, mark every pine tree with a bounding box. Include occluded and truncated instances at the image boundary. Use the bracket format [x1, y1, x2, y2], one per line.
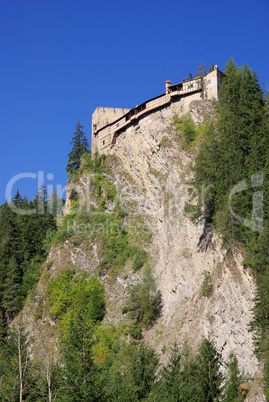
[12, 189, 23, 210]
[47, 187, 64, 215]
[192, 58, 269, 245]
[129, 341, 159, 400]
[33, 183, 48, 214]
[23, 186, 57, 258]
[208, 64, 215, 73]
[159, 342, 182, 401]
[196, 337, 222, 402]
[66, 121, 89, 177]
[0, 203, 22, 307]
[223, 353, 244, 402]
[197, 60, 206, 76]
[123, 266, 161, 338]
[2, 256, 22, 322]
[0, 309, 7, 349]
[60, 319, 102, 401]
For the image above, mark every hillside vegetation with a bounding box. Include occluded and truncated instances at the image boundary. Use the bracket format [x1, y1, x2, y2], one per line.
[0, 58, 268, 400]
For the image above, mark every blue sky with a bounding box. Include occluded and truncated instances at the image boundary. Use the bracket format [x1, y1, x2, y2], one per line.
[1, 0, 268, 204]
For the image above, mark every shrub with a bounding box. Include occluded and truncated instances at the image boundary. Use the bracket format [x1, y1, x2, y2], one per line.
[174, 113, 197, 147]
[132, 249, 148, 271]
[123, 266, 161, 337]
[46, 271, 106, 332]
[201, 270, 213, 298]
[69, 188, 79, 201]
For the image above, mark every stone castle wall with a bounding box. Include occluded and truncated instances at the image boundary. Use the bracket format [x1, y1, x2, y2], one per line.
[91, 66, 223, 154]
[91, 107, 130, 151]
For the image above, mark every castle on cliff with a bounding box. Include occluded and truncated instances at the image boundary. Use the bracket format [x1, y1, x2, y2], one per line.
[91, 66, 223, 154]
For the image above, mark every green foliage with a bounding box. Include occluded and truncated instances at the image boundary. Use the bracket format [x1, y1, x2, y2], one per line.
[20, 255, 43, 300]
[132, 248, 148, 271]
[0, 318, 245, 402]
[123, 266, 161, 337]
[42, 227, 56, 254]
[129, 341, 159, 400]
[90, 171, 117, 202]
[0, 322, 34, 401]
[196, 337, 222, 401]
[208, 63, 215, 73]
[97, 225, 134, 274]
[60, 319, 103, 401]
[158, 342, 183, 401]
[69, 188, 79, 201]
[157, 338, 223, 402]
[174, 113, 213, 151]
[1, 256, 22, 321]
[192, 58, 268, 241]
[47, 187, 64, 215]
[66, 121, 90, 177]
[46, 271, 105, 334]
[223, 353, 245, 401]
[0, 188, 57, 322]
[174, 113, 197, 146]
[57, 152, 151, 277]
[201, 270, 213, 298]
[190, 58, 269, 393]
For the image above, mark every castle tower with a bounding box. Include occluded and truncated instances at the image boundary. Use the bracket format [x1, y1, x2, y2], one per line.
[165, 79, 171, 94]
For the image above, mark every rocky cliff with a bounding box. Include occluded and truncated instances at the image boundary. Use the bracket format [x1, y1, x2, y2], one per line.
[22, 99, 261, 394]
[110, 101, 257, 373]
[62, 99, 257, 374]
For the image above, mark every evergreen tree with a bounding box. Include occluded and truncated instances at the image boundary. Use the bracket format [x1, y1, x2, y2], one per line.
[179, 342, 200, 401]
[0, 309, 7, 349]
[106, 363, 138, 401]
[2, 256, 22, 322]
[33, 183, 48, 214]
[0, 203, 22, 306]
[23, 186, 57, 258]
[60, 319, 102, 401]
[12, 189, 23, 210]
[129, 341, 159, 400]
[223, 353, 244, 402]
[208, 64, 215, 73]
[197, 60, 206, 76]
[159, 342, 182, 401]
[47, 187, 64, 215]
[192, 58, 269, 245]
[123, 266, 161, 338]
[66, 121, 89, 177]
[196, 337, 222, 402]
[58, 275, 105, 400]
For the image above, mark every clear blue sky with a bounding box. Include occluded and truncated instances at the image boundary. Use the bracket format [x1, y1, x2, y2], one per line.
[1, 0, 268, 204]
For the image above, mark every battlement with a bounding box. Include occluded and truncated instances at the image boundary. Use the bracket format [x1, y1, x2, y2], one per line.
[91, 66, 223, 154]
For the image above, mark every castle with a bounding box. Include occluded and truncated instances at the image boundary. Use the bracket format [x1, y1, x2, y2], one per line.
[91, 66, 223, 154]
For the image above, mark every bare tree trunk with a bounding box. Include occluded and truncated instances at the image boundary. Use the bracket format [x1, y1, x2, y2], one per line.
[46, 362, 52, 402]
[17, 327, 23, 402]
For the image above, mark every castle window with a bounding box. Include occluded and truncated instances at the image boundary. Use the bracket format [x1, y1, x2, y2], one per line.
[103, 140, 105, 145]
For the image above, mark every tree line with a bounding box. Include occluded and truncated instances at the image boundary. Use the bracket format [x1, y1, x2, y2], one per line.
[0, 186, 62, 325]
[0, 303, 246, 401]
[190, 58, 269, 397]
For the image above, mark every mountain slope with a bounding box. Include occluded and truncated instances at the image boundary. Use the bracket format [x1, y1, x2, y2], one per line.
[21, 99, 258, 380]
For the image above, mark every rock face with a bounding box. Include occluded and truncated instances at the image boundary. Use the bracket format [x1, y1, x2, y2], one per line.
[25, 99, 258, 382]
[104, 100, 258, 374]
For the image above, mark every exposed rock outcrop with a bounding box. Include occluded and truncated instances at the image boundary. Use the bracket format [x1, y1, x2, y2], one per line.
[22, 99, 259, 391]
[104, 101, 258, 374]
